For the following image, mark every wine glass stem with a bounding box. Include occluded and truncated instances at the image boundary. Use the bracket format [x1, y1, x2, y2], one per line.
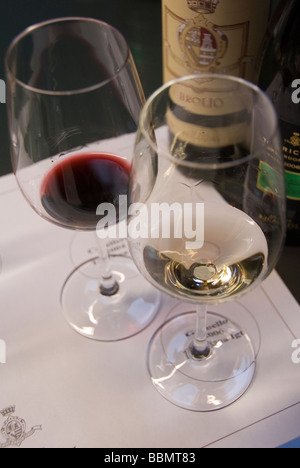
[188, 305, 211, 360]
[95, 233, 119, 296]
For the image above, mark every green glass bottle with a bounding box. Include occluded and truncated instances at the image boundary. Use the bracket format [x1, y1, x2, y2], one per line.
[260, 0, 300, 245]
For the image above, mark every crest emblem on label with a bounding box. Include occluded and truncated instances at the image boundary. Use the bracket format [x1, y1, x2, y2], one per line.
[179, 16, 228, 72]
[285, 132, 300, 148]
[0, 406, 42, 448]
[163, 0, 253, 80]
[186, 0, 219, 14]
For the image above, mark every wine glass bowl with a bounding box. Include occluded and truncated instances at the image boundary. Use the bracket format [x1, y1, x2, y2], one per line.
[6, 17, 142, 230]
[128, 75, 286, 410]
[6, 18, 160, 341]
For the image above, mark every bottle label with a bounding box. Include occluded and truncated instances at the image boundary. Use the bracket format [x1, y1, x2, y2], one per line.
[281, 120, 300, 201]
[162, 0, 271, 83]
[167, 76, 251, 148]
[257, 161, 280, 196]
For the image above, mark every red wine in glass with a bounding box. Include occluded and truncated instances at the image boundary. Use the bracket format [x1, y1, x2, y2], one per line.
[40, 152, 131, 230]
[6, 18, 160, 342]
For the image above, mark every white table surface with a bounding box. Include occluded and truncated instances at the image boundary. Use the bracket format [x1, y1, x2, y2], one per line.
[0, 173, 299, 449]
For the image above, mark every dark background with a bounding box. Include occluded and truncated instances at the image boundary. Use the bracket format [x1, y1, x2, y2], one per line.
[0, 0, 299, 302]
[0, 0, 163, 175]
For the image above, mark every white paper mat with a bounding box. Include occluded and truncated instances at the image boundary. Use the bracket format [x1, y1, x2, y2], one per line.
[0, 173, 299, 448]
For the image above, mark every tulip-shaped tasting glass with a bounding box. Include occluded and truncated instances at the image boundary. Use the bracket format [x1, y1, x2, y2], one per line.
[5, 17, 160, 341]
[127, 75, 286, 411]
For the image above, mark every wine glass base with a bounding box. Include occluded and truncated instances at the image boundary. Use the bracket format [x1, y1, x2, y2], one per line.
[147, 310, 256, 412]
[61, 256, 160, 341]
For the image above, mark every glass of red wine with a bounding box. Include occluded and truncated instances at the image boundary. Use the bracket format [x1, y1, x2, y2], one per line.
[5, 17, 160, 341]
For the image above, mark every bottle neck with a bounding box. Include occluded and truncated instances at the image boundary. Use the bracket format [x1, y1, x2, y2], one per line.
[255, 0, 295, 85]
[279, 1, 300, 75]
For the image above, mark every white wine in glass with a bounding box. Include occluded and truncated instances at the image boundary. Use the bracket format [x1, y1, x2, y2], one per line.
[128, 74, 286, 411]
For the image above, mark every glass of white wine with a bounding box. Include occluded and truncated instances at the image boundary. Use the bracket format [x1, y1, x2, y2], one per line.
[128, 74, 286, 411]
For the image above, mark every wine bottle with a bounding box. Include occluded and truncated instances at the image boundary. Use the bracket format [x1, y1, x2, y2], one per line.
[162, 0, 272, 84]
[259, 0, 300, 245]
